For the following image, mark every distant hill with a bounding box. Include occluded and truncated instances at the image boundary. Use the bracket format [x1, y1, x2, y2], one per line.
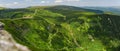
[29, 5, 103, 14]
[83, 7, 120, 15]
[0, 5, 103, 19]
[0, 7, 5, 10]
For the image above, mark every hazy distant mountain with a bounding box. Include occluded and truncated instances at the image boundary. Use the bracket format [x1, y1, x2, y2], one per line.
[0, 7, 5, 10]
[83, 7, 120, 15]
[29, 5, 103, 14]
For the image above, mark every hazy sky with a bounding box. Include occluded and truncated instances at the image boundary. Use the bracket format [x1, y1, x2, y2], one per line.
[0, 0, 120, 8]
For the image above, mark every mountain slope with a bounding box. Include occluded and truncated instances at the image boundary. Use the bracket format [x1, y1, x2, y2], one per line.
[0, 5, 120, 51]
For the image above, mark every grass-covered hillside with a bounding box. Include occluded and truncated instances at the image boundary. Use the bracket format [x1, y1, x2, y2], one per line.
[0, 5, 120, 51]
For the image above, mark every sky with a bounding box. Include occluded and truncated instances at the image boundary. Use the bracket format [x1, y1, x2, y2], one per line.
[0, 0, 120, 8]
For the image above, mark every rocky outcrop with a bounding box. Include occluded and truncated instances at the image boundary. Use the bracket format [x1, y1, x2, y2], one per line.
[0, 22, 30, 51]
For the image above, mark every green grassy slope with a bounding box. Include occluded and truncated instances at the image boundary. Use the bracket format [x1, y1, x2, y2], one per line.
[0, 5, 120, 51]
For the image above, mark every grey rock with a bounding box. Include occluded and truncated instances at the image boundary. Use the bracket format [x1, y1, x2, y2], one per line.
[0, 22, 30, 51]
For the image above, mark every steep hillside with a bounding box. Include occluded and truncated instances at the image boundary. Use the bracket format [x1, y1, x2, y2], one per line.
[0, 5, 120, 51]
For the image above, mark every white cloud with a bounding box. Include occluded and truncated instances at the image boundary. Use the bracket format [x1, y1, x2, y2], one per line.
[0, 2, 19, 6]
[25, 0, 33, 2]
[46, 1, 50, 3]
[55, 0, 63, 3]
[0, 2, 22, 8]
[40, 1, 50, 3]
[54, 0, 80, 3]
[67, 0, 79, 2]
[41, 1, 45, 3]
[0, 4, 4, 7]
[13, 2, 19, 5]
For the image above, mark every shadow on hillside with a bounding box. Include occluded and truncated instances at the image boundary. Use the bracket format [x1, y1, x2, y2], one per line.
[88, 14, 120, 51]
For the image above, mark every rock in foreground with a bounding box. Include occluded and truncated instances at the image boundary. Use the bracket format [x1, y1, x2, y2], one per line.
[0, 30, 30, 51]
